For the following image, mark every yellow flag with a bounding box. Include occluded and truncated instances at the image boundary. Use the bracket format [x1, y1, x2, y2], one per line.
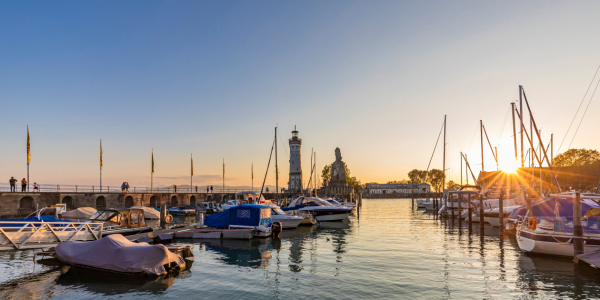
[27, 125, 31, 163]
[191, 154, 193, 176]
[151, 150, 154, 173]
[100, 140, 103, 169]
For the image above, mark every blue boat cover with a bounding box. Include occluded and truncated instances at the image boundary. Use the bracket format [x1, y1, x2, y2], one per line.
[205, 204, 272, 229]
[509, 197, 600, 221]
[0, 215, 68, 227]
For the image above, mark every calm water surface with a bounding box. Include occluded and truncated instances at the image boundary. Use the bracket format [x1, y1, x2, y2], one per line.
[1, 199, 600, 299]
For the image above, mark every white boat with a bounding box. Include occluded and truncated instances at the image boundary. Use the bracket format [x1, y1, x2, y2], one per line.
[483, 205, 521, 227]
[268, 206, 303, 229]
[282, 197, 352, 222]
[204, 204, 273, 237]
[61, 207, 97, 220]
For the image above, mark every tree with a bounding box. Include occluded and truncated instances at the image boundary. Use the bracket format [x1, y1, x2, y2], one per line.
[446, 180, 460, 190]
[426, 169, 444, 192]
[554, 149, 600, 167]
[388, 180, 409, 184]
[408, 169, 428, 183]
[321, 165, 331, 187]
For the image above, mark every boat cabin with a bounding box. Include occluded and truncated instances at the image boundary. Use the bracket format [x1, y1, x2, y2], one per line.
[90, 208, 147, 228]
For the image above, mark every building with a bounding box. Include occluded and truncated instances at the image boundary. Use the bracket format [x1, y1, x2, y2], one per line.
[364, 183, 430, 195]
[288, 126, 303, 192]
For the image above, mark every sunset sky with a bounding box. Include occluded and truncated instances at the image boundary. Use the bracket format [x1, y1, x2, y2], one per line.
[1, 1, 600, 189]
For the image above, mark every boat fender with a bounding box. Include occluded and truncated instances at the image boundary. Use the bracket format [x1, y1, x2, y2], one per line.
[272, 222, 282, 236]
[165, 214, 173, 224]
[528, 218, 537, 230]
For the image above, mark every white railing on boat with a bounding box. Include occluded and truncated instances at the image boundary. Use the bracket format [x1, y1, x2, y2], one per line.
[0, 221, 103, 250]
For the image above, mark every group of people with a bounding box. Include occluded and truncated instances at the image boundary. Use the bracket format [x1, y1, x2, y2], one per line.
[206, 185, 213, 193]
[8, 177, 39, 192]
[121, 182, 130, 193]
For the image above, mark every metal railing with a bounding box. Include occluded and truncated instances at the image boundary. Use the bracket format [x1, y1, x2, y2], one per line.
[0, 184, 270, 194]
[0, 221, 103, 250]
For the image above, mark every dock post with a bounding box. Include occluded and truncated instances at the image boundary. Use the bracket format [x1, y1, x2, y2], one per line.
[434, 193, 438, 211]
[499, 189, 504, 235]
[574, 192, 584, 256]
[468, 194, 472, 231]
[411, 192, 414, 208]
[479, 194, 484, 229]
[458, 194, 462, 226]
[160, 204, 167, 229]
[451, 194, 454, 219]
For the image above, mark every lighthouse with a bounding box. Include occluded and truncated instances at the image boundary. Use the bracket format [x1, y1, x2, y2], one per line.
[288, 126, 303, 192]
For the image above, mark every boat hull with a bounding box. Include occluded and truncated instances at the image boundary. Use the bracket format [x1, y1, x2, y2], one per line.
[315, 213, 350, 222]
[517, 229, 600, 256]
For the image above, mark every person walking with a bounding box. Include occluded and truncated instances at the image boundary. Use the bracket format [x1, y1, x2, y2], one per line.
[9, 177, 17, 192]
[206, 186, 209, 193]
[126, 182, 130, 192]
[121, 182, 126, 193]
[33, 182, 39, 192]
[21, 178, 27, 192]
[210, 186, 213, 193]
[195, 186, 198, 193]
[174, 185, 177, 193]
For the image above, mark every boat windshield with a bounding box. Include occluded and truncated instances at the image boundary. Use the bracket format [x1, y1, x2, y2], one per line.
[272, 208, 286, 215]
[327, 199, 341, 205]
[90, 211, 115, 221]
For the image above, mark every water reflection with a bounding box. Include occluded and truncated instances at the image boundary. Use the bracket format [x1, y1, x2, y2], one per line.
[200, 238, 274, 269]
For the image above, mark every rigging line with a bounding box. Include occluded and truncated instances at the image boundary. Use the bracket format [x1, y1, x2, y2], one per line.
[258, 139, 275, 200]
[569, 75, 600, 149]
[449, 123, 462, 151]
[494, 107, 510, 145]
[466, 122, 479, 155]
[422, 120, 444, 184]
[557, 64, 600, 154]
[278, 134, 290, 160]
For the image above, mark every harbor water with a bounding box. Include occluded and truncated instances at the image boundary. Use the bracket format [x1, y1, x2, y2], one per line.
[2, 199, 600, 299]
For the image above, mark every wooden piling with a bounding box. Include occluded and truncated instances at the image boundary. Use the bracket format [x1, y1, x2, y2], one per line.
[160, 204, 167, 229]
[479, 194, 484, 228]
[458, 194, 462, 225]
[468, 194, 472, 230]
[499, 189, 504, 234]
[574, 192, 584, 256]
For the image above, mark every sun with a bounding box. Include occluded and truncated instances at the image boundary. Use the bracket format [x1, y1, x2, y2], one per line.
[501, 159, 519, 173]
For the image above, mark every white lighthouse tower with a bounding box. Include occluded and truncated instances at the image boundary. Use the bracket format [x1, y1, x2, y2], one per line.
[288, 126, 303, 192]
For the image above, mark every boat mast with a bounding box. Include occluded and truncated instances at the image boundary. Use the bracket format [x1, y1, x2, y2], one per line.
[460, 152, 463, 186]
[520, 85, 524, 168]
[442, 115, 446, 194]
[480, 119, 484, 189]
[511, 102, 517, 163]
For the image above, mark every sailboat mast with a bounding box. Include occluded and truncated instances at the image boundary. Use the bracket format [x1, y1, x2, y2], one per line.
[442, 115, 446, 193]
[520, 85, 524, 167]
[460, 152, 463, 186]
[511, 102, 517, 163]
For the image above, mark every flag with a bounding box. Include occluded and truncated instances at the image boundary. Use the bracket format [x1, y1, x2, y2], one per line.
[100, 140, 103, 169]
[27, 125, 31, 163]
[191, 154, 193, 176]
[151, 149, 154, 173]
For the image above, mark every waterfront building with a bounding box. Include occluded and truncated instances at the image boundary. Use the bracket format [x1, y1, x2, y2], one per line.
[364, 183, 430, 195]
[288, 126, 303, 193]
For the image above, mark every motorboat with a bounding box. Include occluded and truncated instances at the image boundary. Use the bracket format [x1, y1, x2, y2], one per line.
[198, 202, 222, 214]
[55, 234, 185, 276]
[168, 207, 196, 216]
[483, 205, 521, 227]
[89, 208, 151, 235]
[221, 199, 243, 211]
[282, 197, 352, 222]
[516, 194, 600, 256]
[267, 206, 303, 229]
[324, 198, 356, 209]
[204, 204, 274, 237]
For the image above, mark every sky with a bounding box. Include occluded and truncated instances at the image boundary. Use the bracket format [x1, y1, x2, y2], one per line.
[1, 1, 600, 190]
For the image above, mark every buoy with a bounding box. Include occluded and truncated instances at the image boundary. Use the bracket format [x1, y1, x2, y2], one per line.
[165, 214, 173, 224]
[528, 218, 537, 230]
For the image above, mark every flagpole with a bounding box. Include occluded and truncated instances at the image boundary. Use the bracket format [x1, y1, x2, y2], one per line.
[27, 125, 30, 192]
[223, 158, 225, 193]
[191, 153, 193, 193]
[151, 149, 154, 193]
[252, 162, 254, 192]
[275, 127, 278, 200]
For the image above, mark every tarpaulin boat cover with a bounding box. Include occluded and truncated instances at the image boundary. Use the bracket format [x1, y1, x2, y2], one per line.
[55, 234, 185, 276]
[509, 198, 600, 220]
[62, 207, 97, 219]
[205, 204, 272, 229]
[131, 206, 161, 219]
[575, 249, 600, 268]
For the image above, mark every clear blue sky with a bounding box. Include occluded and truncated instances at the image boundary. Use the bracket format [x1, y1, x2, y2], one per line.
[1, 1, 600, 189]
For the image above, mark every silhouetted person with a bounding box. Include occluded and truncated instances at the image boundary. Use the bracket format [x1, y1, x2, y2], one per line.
[21, 178, 27, 192]
[206, 186, 209, 193]
[174, 185, 177, 192]
[210, 186, 213, 193]
[9, 177, 16, 192]
[195, 186, 198, 193]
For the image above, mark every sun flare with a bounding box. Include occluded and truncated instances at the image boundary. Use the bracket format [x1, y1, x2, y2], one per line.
[501, 159, 519, 173]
